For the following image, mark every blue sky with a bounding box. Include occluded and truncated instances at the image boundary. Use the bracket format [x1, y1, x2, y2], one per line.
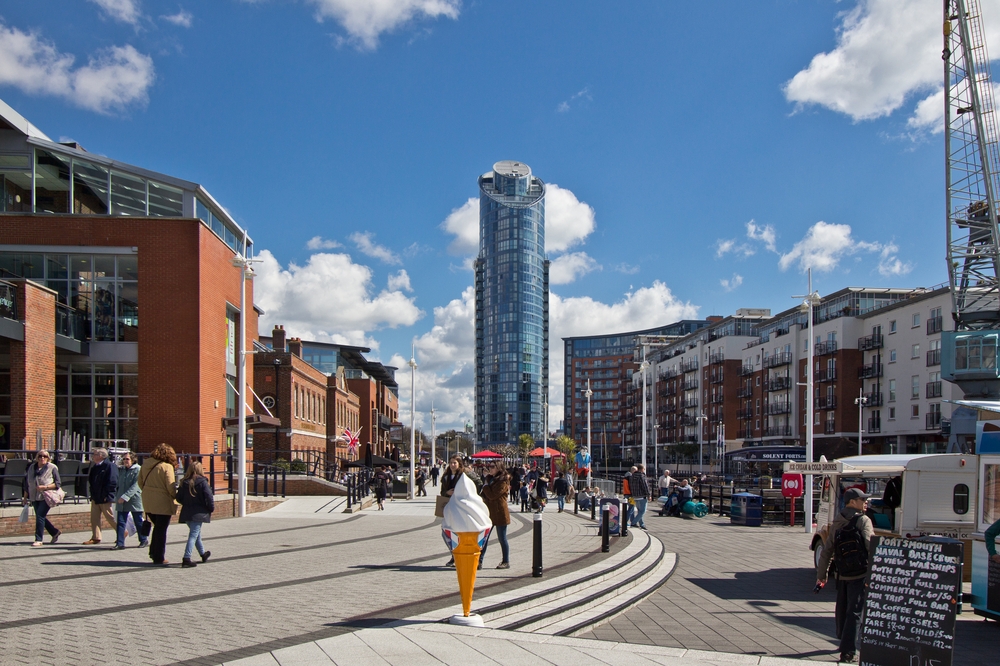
[0, 0, 980, 433]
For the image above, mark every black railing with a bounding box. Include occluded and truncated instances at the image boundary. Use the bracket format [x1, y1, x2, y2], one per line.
[763, 352, 793, 369]
[868, 418, 881, 433]
[765, 425, 792, 437]
[815, 341, 838, 355]
[824, 420, 836, 434]
[767, 401, 791, 415]
[926, 381, 942, 398]
[927, 317, 943, 335]
[737, 386, 754, 398]
[739, 364, 755, 376]
[926, 413, 942, 430]
[858, 363, 882, 379]
[865, 392, 884, 406]
[926, 349, 941, 366]
[816, 396, 837, 409]
[859, 334, 883, 350]
[767, 376, 792, 391]
[55, 303, 87, 341]
[819, 368, 837, 382]
[711, 373, 725, 385]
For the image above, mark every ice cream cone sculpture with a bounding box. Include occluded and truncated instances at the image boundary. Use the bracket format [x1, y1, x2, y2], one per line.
[441, 475, 492, 617]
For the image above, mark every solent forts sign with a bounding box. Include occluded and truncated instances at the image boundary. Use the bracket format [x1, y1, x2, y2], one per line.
[859, 536, 962, 666]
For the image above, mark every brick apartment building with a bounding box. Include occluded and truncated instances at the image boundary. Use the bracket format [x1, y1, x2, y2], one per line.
[0, 99, 260, 455]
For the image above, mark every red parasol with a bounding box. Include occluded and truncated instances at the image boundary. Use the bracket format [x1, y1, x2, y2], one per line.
[470, 450, 503, 459]
[527, 447, 564, 458]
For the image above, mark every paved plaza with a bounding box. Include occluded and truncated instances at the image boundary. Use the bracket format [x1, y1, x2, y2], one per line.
[0, 496, 996, 665]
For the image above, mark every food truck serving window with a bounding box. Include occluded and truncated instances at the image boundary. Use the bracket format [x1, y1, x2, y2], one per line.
[953, 483, 970, 515]
[984, 464, 1000, 528]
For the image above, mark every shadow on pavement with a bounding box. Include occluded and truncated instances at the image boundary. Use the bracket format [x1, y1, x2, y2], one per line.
[688, 567, 818, 601]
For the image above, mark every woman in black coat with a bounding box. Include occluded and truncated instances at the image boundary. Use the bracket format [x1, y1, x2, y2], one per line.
[177, 461, 214, 568]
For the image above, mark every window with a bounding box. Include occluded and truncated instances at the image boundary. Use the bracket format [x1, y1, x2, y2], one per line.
[911, 376, 920, 399]
[889, 379, 896, 401]
[889, 349, 897, 363]
[954, 484, 970, 514]
[912, 313, 921, 328]
[911, 344, 920, 359]
[889, 407, 896, 419]
[890, 320, 897, 333]
[911, 404, 920, 418]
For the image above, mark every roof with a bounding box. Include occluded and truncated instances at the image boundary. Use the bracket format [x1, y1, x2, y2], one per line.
[0, 98, 51, 141]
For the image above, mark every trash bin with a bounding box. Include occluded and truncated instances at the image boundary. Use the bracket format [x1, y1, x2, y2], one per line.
[731, 492, 763, 527]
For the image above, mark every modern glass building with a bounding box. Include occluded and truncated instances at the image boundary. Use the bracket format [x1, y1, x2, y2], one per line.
[475, 161, 549, 448]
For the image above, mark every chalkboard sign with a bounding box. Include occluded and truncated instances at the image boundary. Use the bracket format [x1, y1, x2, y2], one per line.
[860, 536, 963, 666]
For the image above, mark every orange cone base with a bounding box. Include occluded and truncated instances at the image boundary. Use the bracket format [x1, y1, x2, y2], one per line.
[452, 532, 482, 617]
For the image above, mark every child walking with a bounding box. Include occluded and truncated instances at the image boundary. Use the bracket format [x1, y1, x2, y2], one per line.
[177, 461, 214, 568]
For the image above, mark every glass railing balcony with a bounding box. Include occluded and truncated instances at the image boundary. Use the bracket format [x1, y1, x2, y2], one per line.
[55, 303, 87, 341]
[0, 279, 16, 320]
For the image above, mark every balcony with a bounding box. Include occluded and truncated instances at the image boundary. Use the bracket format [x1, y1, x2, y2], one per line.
[767, 376, 792, 391]
[763, 352, 793, 369]
[818, 368, 838, 382]
[765, 425, 792, 437]
[864, 392, 884, 407]
[858, 363, 883, 379]
[739, 364, 755, 376]
[767, 401, 791, 415]
[710, 393, 724, 404]
[926, 412, 942, 430]
[737, 386, 754, 398]
[926, 381, 942, 398]
[868, 417, 881, 433]
[678, 435, 698, 443]
[681, 397, 700, 409]
[927, 316, 943, 335]
[926, 349, 941, 367]
[815, 341, 838, 356]
[737, 408, 754, 420]
[824, 420, 836, 434]
[816, 395, 837, 410]
[711, 372, 725, 384]
[659, 384, 677, 397]
[737, 429, 753, 439]
[681, 378, 699, 391]
[680, 359, 699, 373]
[709, 352, 725, 365]
[859, 333, 884, 351]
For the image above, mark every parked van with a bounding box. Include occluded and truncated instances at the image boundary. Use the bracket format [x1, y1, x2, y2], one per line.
[804, 454, 978, 578]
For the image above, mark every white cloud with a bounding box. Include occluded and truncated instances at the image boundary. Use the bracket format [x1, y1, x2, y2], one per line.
[306, 236, 342, 250]
[784, 0, 1000, 130]
[745, 220, 776, 252]
[778, 220, 902, 273]
[89, 0, 142, 25]
[388, 269, 413, 292]
[877, 243, 914, 276]
[253, 249, 423, 343]
[614, 263, 640, 275]
[350, 231, 401, 265]
[716, 219, 776, 258]
[0, 23, 154, 114]
[160, 10, 194, 28]
[545, 184, 596, 253]
[305, 0, 461, 50]
[720, 274, 743, 292]
[441, 197, 479, 255]
[556, 86, 592, 113]
[549, 252, 600, 285]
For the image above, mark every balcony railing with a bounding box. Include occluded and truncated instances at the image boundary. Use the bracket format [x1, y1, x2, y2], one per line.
[767, 376, 792, 391]
[681, 398, 700, 409]
[763, 352, 793, 369]
[0, 280, 16, 320]
[926, 381, 942, 398]
[926, 349, 941, 367]
[816, 396, 837, 410]
[864, 392, 884, 407]
[659, 384, 677, 397]
[711, 373, 725, 384]
[859, 334, 884, 350]
[816, 341, 838, 356]
[927, 316, 943, 335]
[858, 363, 883, 379]
[680, 359, 699, 373]
[737, 386, 754, 398]
[739, 364, 755, 376]
[824, 420, 836, 434]
[737, 408, 754, 420]
[868, 418, 881, 433]
[819, 368, 838, 382]
[767, 401, 791, 415]
[55, 302, 87, 341]
[681, 379, 699, 391]
[678, 414, 698, 426]
[926, 412, 942, 430]
[710, 394, 724, 404]
[737, 429, 753, 439]
[765, 425, 792, 437]
[709, 352, 725, 365]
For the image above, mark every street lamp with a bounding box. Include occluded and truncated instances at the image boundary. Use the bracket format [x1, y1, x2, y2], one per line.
[854, 388, 868, 457]
[408, 345, 417, 500]
[696, 412, 708, 474]
[794, 268, 821, 535]
[653, 424, 660, 475]
[231, 234, 256, 518]
[640, 354, 650, 470]
[585, 378, 593, 486]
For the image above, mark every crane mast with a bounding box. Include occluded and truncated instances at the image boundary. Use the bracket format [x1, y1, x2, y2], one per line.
[943, 0, 1000, 397]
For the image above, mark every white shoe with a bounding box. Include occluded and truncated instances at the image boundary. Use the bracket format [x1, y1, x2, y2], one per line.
[31, 541, 43, 547]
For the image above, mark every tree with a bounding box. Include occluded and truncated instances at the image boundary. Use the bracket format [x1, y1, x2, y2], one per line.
[555, 435, 577, 476]
[518, 433, 534, 463]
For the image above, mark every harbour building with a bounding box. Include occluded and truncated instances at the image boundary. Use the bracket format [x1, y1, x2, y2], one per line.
[475, 161, 549, 448]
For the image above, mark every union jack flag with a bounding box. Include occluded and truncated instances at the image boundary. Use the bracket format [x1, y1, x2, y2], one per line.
[344, 427, 362, 455]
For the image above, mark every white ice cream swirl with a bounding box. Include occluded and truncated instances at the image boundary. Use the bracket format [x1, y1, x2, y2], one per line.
[442, 474, 492, 533]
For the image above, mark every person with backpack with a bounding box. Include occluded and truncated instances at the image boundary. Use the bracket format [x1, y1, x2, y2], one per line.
[815, 487, 874, 664]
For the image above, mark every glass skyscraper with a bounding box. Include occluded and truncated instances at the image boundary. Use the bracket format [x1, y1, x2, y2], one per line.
[475, 161, 549, 448]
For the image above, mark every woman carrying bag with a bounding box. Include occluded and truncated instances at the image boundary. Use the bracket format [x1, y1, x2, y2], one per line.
[22, 450, 62, 547]
[480, 461, 511, 569]
[139, 443, 178, 565]
[177, 461, 214, 568]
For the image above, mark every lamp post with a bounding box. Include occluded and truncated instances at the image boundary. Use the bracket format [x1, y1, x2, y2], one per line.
[696, 412, 708, 474]
[653, 424, 660, 475]
[430, 402, 436, 465]
[231, 235, 255, 518]
[585, 378, 593, 486]
[854, 388, 868, 457]
[408, 346, 417, 500]
[794, 268, 821, 534]
[640, 351, 650, 470]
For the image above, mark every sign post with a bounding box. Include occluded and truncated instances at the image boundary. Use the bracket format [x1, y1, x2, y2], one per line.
[781, 473, 803, 526]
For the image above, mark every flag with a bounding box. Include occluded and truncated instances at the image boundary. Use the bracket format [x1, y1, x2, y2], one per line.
[344, 427, 361, 455]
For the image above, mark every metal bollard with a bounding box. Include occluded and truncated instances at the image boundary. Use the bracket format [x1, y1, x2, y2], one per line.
[591, 500, 596, 521]
[532, 513, 543, 577]
[574, 494, 578, 515]
[601, 505, 610, 553]
[621, 507, 628, 537]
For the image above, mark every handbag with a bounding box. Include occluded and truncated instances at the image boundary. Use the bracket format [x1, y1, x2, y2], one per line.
[19, 504, 31, 523]
[42, 488, 66, 507]
[435, 495, 449, 518]
[139, 518, 152, 538]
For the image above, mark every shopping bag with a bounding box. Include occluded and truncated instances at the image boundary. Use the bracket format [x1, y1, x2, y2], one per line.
[125, 512, 137, 537]
[435, 495, 449, 518]
[19, 504, 32, 523]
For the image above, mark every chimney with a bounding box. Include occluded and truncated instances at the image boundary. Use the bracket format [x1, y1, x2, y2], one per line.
[272, 325, 286, 352]
[288, 337, 302, 358]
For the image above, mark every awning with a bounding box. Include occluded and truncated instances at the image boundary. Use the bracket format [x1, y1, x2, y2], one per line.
[222, 414, 281, 430]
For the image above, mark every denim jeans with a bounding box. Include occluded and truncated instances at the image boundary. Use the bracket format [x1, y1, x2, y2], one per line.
[115, 507, 147, 547]
[32, 500, 59, 542]
[837, 577, 866, 657]
[557, 495, 566, 511]
[480, 524, 509, 564]
[184, 521, 206, 560]
[631, 498, 648, 527]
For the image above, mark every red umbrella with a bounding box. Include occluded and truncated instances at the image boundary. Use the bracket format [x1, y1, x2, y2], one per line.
[470, 450, 503, 459]
[527, 447, 564, 458]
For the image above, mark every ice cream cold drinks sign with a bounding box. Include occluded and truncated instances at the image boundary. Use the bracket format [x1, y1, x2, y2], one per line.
[859, 536, 962, 666]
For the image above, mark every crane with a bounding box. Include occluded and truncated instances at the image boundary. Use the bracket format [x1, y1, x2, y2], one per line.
[943, 0, 1000, 398]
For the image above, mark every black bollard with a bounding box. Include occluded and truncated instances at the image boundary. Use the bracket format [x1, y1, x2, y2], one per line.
[621, 507, 628, 537]
[532, 513, 543, 577]
[601, 504, 610, 553]
[574, 494, 578, 515]
[591, 499, 596, 521]
[347, 476, 353, 509]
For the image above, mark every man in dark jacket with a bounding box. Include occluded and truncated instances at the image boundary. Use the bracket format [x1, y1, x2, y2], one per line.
[816, 487, 874, 664]
[84, 447, 118, 545]
[629, 464, 651, 529]
[553, 472, 570, 512]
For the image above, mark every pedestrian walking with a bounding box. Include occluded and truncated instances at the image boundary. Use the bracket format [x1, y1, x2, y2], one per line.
[553, 471, 570, 512]
[372, 466, 390, 509]
[480, 461, 511, 569]
[509, 465, 522, 503]
[532, 470, 549, 512]
[139, 443, 178, 566]
[622, 466, 635, 526]
[629, 464, 650, 529]
[113, 451, 147, 550]
[416, 467, 427, 496]
[82, 447, 118, 545]
[657, 469, 679, 498]
[177, 461, 214, 568]
[22, 450, 62, 547]
[815, 488, 874, 664]
[430, 464, 439, 487]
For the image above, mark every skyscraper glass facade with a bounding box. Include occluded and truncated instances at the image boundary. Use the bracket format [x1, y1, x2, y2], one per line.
[475, 161, 549, 447]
